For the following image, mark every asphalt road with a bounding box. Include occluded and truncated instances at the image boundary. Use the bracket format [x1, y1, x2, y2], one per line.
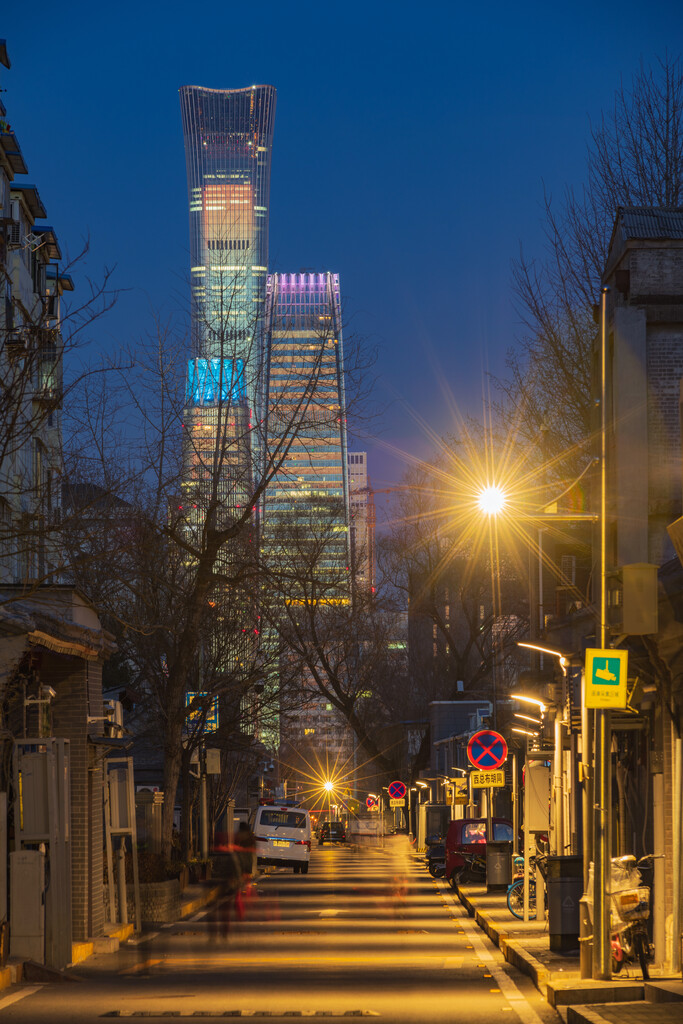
[0, 839, 560, 1022]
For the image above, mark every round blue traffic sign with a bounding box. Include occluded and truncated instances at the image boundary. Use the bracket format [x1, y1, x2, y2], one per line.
[387, 780, 407, 800]
[467, 730, 508, 770]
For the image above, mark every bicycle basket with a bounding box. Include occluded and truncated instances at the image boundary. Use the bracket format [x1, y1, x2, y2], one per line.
[611, 886, 650, 923]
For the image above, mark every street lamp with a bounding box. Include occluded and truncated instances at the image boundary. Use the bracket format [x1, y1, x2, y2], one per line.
[478, 485, 507, 516]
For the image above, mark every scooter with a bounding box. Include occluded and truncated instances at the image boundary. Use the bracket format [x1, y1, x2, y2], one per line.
[425, 841, 446, 878]
[609, 854, 655, 979]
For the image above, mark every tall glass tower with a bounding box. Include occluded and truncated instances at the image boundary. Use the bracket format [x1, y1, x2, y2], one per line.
[263, 272, 351, 587]
[178, 86, 276, 724]
[179, 84, 276, 372]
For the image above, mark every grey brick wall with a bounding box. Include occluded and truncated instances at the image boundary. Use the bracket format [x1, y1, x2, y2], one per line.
[103, 880, 181, 924]
[51, 654, 105, 941]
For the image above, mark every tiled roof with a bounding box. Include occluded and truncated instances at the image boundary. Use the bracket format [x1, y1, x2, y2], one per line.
[617, 206, 683, 239]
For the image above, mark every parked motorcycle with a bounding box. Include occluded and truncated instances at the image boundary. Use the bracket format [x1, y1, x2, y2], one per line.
[425, 842, 446, 878]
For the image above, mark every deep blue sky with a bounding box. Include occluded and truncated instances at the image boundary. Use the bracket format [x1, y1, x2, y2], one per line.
[4, 1, 682, 491]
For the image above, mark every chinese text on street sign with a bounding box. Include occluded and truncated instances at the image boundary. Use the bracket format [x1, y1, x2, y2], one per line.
[470, 770, 505, 788]
[584, 648, 628, 708]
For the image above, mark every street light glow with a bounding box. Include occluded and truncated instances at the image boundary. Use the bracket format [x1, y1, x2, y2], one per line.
[323, 780, 334, 792]
[510, 692, 547, 713]
[518, 641, 569, 672]
[514, 711, 542, 726]
[477, 484, 507, 516]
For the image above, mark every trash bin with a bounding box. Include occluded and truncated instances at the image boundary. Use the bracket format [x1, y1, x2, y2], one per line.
[547, 855, 583, 953]
[486, 840, 512, 892]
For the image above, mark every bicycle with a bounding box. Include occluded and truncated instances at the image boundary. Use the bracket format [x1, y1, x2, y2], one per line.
[507, 854, 548, 919]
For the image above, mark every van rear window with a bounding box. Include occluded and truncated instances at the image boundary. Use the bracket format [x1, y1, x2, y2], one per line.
[260, 810, 307, 828]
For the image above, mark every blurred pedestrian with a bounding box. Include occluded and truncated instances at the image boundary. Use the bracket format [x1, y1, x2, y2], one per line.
[233, 820, 256, 920]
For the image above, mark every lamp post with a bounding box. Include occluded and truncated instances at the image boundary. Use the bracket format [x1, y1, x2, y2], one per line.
[592, 285, 611, 980]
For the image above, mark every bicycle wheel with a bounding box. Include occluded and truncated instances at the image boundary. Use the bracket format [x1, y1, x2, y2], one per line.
[507, 878, 536, 919]
[634, 929, 650, 980]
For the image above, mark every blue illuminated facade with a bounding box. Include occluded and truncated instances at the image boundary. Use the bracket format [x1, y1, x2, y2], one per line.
[186, 358, 246, 407]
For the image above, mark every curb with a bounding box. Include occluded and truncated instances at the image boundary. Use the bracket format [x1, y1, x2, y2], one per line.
[0, 962, 23, 991]
[454, 884, 568, 998]
[180, 884, 224, 919]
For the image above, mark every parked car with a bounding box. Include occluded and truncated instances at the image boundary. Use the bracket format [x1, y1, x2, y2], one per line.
[445, 817, 514, 887]
[252, 804, 311, 873]
[318, 821, 346, 845]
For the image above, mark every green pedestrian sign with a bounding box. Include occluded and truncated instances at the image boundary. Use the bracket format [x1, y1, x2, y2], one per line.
[584, 648, 628, 708]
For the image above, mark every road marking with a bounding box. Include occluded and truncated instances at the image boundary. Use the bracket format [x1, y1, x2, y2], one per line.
[0, 985, 42, 1010]
[103, 1012, 380, 1018]
[318, 909, 339, 917]
[189, 910, 208, 921]
[119, 958, 164, 975]
[437, 883, 547, 1024]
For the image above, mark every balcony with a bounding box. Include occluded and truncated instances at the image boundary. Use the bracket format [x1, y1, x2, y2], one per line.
[33, 384, 63, 409]
[4, 329, 28, 361]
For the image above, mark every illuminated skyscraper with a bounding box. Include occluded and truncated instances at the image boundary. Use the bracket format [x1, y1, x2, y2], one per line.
[178, 84, 276, 536]
[263, 273, 353, 770]
[263, 271, 350, 576]
[178, 86, 276, 731]
[179, 84, 276, 369]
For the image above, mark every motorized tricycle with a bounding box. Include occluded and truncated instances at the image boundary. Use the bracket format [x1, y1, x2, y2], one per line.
[445, 817, 514, 887]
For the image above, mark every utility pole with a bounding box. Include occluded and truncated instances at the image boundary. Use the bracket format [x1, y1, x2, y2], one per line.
[592, 284, 612, 980]
[200, 742, 208, 862]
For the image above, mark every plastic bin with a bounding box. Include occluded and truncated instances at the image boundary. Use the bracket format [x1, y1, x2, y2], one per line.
[547, 855, 583, 953]
[486, 840, 512, 892]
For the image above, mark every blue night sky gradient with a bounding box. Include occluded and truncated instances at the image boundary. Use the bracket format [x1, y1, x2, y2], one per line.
[3, 1, 683, 490]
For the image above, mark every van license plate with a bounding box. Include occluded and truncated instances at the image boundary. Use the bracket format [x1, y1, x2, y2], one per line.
[273, 840, 289, 847]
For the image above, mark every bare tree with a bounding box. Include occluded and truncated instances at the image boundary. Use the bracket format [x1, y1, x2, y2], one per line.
[62, 258, 374, 857]
[495, 54, 683, 469]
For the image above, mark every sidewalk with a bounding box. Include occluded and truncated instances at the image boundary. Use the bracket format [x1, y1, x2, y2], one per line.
[71, 879, 227, 966]
[453, 881, 683, 1024]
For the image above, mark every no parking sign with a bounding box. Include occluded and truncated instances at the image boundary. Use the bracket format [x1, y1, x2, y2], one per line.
[467, 729, 508, 770]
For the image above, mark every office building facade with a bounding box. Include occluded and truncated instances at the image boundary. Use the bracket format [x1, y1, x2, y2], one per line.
[263, 271, 350, 578]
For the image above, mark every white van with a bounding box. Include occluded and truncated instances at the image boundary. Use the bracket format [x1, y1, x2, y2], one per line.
[252, 804, 311, 874]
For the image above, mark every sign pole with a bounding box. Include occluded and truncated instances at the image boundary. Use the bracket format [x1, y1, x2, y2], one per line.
[593, 285, 611, 981]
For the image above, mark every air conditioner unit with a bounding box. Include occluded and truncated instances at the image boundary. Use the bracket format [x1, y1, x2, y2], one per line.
[6, 220, 22, 248]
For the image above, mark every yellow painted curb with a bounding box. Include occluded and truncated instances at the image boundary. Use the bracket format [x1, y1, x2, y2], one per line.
[0, 964, 21, 991]
[71, 941, 94, 964]
[105, 923, 134, 943]
[180, 885, 223, 918]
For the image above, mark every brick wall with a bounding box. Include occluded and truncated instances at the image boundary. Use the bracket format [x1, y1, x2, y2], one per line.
[103, 880, 181, 924]
[631, 247, 683, 297]
[646, 326, 683, 556]
[51, 653, 105, 941]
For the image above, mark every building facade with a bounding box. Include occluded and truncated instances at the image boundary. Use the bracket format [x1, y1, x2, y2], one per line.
[263, 272, 352, 776]
[1, 48, 70, 589]
[347, 451, 374, 592]
[263, 271, 350, 571]
[179, 84, 277, 566]
[179, 84, 276, 369]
